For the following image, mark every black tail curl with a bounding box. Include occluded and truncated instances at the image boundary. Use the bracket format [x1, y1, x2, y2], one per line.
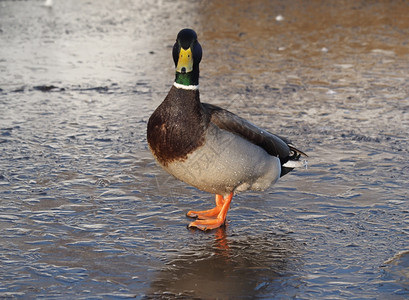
[281, 145, 308, 177]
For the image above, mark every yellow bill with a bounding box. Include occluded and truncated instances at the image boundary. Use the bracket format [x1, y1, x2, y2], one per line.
[176, 48, 193, 73]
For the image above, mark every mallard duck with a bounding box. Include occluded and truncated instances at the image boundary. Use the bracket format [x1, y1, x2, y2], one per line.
[147, 28, 307, 231]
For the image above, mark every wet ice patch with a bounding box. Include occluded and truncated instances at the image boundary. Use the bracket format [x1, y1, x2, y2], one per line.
[382, 250, 409, 292]
[371, 49, 395, 56]
[276, 15, 284, 21]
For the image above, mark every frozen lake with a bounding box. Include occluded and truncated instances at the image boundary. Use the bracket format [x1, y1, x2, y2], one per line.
[0, 0, 408, 298]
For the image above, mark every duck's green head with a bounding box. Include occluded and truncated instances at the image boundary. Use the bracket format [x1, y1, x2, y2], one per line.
[172, 28, 202, 87]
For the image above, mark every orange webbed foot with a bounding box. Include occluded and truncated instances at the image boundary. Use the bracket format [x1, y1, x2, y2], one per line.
[188, 193, 233, 231]
[186, 194, 224, 219]
[188, 218, 227, 231]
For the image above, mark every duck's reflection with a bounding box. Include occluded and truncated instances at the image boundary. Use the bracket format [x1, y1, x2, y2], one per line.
[213, 226, 230, 256]
[147, 227, 301, 299]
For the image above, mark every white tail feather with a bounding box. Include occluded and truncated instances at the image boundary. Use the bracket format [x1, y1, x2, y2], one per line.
[283, 159, 308, 169]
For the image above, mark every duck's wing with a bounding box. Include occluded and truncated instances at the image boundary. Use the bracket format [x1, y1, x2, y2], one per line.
[202, 103, 306, 171]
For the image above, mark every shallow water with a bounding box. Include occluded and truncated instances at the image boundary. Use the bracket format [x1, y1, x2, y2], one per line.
[1, 0, 408, 298]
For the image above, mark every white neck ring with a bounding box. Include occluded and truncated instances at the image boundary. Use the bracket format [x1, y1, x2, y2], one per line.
[173, 82, 199, 90]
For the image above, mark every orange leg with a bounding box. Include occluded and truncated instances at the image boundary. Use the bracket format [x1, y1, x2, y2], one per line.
[188, 193, 233, 231]
[186, 194, 224, 219]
